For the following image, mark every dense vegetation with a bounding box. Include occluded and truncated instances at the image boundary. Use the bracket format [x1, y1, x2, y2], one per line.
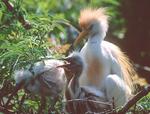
[0, 0, 150, 113]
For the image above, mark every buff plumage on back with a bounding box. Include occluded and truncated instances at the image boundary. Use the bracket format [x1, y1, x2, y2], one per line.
[108, 43, 136, 92]
[79, 8, 108, 30]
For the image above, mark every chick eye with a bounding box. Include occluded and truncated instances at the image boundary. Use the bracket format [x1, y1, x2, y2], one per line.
[89, 24, 94, 30]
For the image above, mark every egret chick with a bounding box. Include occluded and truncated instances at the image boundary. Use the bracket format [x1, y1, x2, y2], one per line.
[14, 59, 66, 113]
[14, 59, 66, 97]
[58, 52, 111, 114]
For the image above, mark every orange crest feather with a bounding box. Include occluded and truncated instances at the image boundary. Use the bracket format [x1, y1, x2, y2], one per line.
[79, 8, 108, 29]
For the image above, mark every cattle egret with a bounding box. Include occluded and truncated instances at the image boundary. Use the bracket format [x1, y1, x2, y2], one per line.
[14, 59, 66, 97]
[73, 8, 136, 107]
[58, 52, 111, 113]
[14, 59, 66, 112]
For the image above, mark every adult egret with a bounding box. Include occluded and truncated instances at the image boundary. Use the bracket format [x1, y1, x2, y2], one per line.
[73, 8, 136, 107]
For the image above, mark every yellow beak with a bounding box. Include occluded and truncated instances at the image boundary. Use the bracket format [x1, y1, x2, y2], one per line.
[73, 30, 89, 47]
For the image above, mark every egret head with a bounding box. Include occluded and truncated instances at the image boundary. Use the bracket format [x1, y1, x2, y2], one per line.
[58, 52, 84, 80]
[14, 70, 33, 85]
[73, 8, 108, 46]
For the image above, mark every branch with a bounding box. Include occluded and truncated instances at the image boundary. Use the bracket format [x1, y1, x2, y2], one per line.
[0, 80, 14, 98]
[64, 98, 111, 106]
[17, 94, 26, 113]
[117, 85, 150, 114]
[2, 0, 31, 29]
[5, 80, 25, 108]
[0, 106, 14, 114]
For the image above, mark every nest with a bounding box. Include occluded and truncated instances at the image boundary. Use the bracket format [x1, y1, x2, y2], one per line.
[65, 97, 113, 114]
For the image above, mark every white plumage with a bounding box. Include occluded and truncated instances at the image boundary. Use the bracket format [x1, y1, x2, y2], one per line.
[73, 8, 136, 107]
[14, 59, 66, 98]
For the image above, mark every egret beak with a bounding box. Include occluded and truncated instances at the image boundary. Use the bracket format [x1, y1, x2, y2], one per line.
[57, 61, 76, 81]
[57, 64, 71, 69]
[57, 57, 81, 71]
[57, 57, 72, 69]
[57, 57, 76, 71]
[73, 30, 89, 46]
[58, 57, 74, 63]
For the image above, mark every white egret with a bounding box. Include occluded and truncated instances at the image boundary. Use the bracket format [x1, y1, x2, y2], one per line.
[73, 8, 136, 107]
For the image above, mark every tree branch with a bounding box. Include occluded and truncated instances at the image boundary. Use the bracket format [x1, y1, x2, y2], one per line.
[117, 85, 150, 114]
[0, 106, 14, 114]
[2, 0, 31, 29]
[5, 80, 25, 108]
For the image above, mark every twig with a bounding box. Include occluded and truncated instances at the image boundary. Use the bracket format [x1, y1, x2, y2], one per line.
[5, 80, 25, 108]
[64, 85, 150, 114]
[117, 85, 150, 114]
[9, 55, 20, 77]
[2, 0, 31, 29]
[0, 80, 14, 98]
[18, 94, 26, 113]
[38, 96, 46, 114]
[0, 96, 3, 105]
[64, 98, 111, 106]
[0, 106, 14, 114]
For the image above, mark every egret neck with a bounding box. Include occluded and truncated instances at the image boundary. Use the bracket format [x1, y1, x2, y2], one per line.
[81, 34, 105, 88]
[88, 33, 104, 44]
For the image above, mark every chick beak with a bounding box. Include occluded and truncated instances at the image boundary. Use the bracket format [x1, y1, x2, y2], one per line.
[57, 57, 70, 68]
[73, 30, 89, 46]
[57, 58, 75, 71]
